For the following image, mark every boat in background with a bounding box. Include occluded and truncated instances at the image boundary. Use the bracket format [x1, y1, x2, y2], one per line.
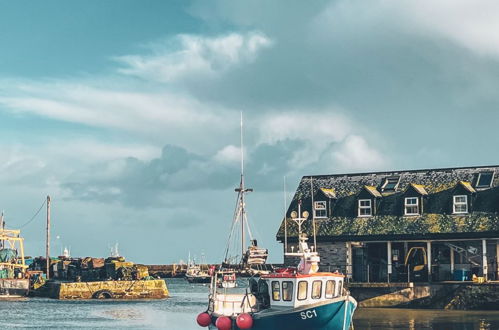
[186, 255, 211, 284]
[0, 218, 30, 298]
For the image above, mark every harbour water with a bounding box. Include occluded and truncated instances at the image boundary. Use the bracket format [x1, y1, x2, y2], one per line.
[1, 278, 499, 329]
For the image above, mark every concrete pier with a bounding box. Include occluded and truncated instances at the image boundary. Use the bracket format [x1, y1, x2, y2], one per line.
[348, 281, 499, 310]
[42, 279, 168, 300]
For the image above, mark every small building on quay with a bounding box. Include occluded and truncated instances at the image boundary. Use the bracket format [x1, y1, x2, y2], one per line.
[277, 165, 499, 285]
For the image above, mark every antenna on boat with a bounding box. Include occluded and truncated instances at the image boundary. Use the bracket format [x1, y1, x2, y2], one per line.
[310, 177, 317, 251]
[284, 176, 288, 254]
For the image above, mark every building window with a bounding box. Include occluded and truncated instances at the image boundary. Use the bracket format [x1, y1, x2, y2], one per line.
[298, 281, 308, 300]
[358, 199, 372, 217]
[381, 176, 400, 192]
[476, 172, 494, 188]
[311, 280, 322, 299]
[314, 201, 327, 218]
[453, 195, 468, 214]
[325, 280, 336, 299]
[282, 281, 293, 301]
[271, 281, 280, 301]
[404, 197, 419, 215]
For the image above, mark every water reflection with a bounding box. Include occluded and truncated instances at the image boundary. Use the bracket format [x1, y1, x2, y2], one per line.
[354, 308, 499, 330]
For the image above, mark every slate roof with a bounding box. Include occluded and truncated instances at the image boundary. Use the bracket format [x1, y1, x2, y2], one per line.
[277, 165, 499, 241]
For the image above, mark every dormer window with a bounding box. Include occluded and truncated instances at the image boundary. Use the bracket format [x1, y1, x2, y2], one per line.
[381, 176, 400, 192]
[476, 172, 494, 188]
[453, 195, 468, 214]
[404, 197, 419, 216]
[314, 201, 327, 218]
[358, 199, 372, 217]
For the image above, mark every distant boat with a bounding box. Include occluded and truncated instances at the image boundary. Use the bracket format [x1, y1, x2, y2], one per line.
[0, 223, 30, 298]
[186, 253, 211, 284]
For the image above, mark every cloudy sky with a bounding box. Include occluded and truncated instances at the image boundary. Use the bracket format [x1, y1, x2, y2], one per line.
[1, 0, 498, 263]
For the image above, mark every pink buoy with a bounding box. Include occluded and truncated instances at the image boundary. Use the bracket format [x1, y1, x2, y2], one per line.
[215, 316, 232, 330]
[196, 313, 212, 327]
[236, 313, 253, 329]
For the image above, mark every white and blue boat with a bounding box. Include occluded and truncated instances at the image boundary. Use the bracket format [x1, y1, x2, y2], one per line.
[197, 206, 357, 330]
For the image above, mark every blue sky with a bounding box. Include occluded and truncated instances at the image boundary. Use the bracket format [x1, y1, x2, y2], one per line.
[1, 0, 499, 263]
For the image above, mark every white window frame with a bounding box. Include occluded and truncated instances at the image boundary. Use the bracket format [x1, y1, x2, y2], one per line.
[404, 197, 419, 216]
[314, 201, 327, 218]
[453, 195, 468, 214]
[358, 199, 372, 217]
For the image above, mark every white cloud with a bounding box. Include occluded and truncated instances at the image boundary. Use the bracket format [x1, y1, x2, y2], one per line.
[317, 0, 499, 59]
[257, 111, 387, 172]
[0, 81, 234, 153]
[329, 135, 386, 171]
[214, 145, 242, 164]
[115, 31, 273, 82]
[398, 0, 499, 58]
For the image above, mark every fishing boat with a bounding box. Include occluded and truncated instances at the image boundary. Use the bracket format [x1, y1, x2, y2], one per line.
[196, 207, 357, 330]
[0, 221, 29, 298]
[186, 259, 211, 284]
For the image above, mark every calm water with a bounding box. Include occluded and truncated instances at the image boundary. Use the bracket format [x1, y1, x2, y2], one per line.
[0, 278, 498, 329]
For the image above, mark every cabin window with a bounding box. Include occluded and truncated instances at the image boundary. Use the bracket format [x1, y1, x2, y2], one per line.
[298, 281, 308, 300]
[311, 280, 322, 299]
[282, 281, 293, 301]
[325, 280, 336, 299]
[338, 280, 343, 296]
[476, 172, 494, 188]
[271, 281, 281, 301]
[358, 199, 372, 217]
[314, 201, 327, 218]
[453, 195, 468, 214]
[404, 197, 419, 216]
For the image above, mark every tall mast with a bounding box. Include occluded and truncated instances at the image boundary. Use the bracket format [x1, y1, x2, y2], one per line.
[46, 195, 51, 280]
[240, 112, 245, 258]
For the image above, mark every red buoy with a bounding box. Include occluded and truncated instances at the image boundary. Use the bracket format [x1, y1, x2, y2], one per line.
[215, 316, 232, 330]
[196, 313, 212, 327]
[236, 313, 254, 329]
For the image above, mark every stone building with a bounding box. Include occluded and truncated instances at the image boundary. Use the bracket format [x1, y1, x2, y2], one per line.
[277, 165, 499, 283]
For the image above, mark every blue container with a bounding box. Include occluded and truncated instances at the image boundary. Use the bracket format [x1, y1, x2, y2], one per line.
[453, 269, 470, 281]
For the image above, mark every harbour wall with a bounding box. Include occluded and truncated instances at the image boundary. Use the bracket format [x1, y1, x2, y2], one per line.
[349, 282, 499, 310]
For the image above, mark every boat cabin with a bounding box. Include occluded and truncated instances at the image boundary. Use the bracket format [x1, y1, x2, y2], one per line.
[260, 271, 344, 308]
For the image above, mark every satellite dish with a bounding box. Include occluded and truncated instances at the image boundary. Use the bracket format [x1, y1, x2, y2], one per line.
[302, 211, 309, 218]
[290, 211, 298, 219]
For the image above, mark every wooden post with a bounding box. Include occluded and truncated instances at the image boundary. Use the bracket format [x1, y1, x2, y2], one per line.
[387, 241, 392, 283]
[427, 241, 432, 281]
[496, 240, 499, 280]
[46, 195, 51, 280]
[450, 246, 455, 277]
[482, 239, 487, 280]
[346, 242, 352, 281]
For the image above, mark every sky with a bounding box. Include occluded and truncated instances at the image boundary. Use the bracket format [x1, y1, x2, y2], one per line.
[1, 0, 499, 264]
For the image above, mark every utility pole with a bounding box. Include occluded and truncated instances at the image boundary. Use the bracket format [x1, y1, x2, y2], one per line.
[46, 195, 51, 280]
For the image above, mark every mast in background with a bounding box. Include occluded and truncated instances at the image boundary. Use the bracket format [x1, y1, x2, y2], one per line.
[46, 195, 51, 280]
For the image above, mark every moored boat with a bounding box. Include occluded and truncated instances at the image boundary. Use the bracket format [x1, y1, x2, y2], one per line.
[196, 202, 357, 330]
[0, 225, 29, 298]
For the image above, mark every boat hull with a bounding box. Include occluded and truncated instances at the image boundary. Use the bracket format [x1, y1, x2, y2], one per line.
[209, 296, 356, 330]
[186, 276, 211, 284]
[0, 279, 29, 298]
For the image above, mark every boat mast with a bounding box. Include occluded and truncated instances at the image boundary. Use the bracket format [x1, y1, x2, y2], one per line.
[240, 112, 245, 258]
[46, 195, 51, 280]
[235, 113, 253, 260]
